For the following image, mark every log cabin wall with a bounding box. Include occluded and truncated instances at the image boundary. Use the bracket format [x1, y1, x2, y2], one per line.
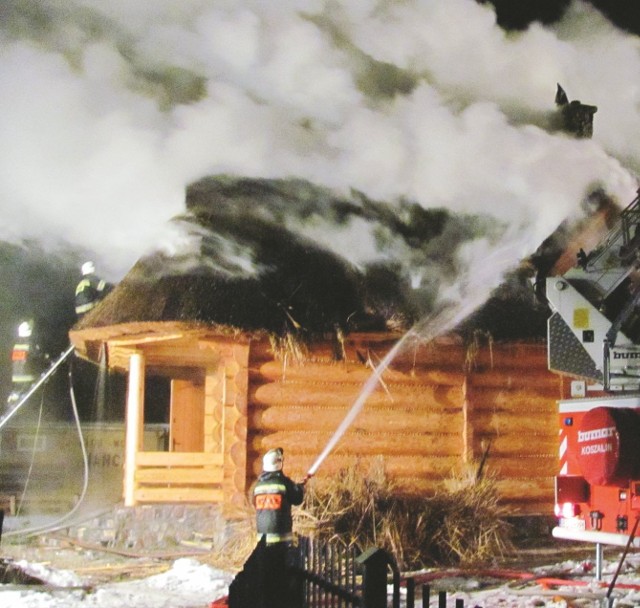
[247, 334, 562, 515]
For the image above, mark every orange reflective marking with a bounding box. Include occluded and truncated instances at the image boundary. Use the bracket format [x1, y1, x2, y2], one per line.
[255, 494, 282, 510]
[12, 350, 27, 362]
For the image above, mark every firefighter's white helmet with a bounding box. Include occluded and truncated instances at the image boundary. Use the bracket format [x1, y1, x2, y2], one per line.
[81, 261, 95, 276]
[18, 321, 32, 338]
[262, 448, 284, 472]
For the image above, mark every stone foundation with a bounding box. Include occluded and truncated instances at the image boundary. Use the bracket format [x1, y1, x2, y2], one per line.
[61, 503, 231, 553]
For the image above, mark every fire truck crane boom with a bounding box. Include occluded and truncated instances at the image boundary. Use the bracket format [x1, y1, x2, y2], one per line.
[546, 189, 640, 548]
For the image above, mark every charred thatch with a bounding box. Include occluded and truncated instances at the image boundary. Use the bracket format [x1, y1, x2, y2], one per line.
[77, 175, 513, 346]
[456, 267, 549, 343]
[76, 175, 619, 350]
[76, 237, 388, 340]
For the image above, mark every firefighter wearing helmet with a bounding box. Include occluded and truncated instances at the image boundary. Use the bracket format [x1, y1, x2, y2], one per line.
[252, 447, 306, 608]
[6, 320, 46, 408]
[74, 261, 113, 317]
[254, 447, 305, 544]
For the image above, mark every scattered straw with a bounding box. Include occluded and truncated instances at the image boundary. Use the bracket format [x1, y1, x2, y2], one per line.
[295, 458, 512, 571]
[201, 503, 256, 573]
[204, 458, 511, 573]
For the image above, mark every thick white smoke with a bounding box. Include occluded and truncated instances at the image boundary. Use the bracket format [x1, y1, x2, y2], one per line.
[0, 0, 638, 281]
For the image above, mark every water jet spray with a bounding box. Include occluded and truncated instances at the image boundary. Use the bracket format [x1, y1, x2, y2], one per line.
[304, 241, 522, 481]
[305, 332, 410, 479]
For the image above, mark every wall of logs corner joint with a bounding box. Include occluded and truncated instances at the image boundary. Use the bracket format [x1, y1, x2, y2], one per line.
[241, 335, 564, 515]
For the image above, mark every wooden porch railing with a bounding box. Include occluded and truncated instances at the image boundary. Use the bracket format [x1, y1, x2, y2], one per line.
[133, 451, 224, 503]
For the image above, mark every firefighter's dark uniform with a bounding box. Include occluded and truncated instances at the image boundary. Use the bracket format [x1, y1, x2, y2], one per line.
[253, 470, 304, 608]
[254, 470, 304, 544]
[75, 273, 111, 316]
[8, 334, 45, 406]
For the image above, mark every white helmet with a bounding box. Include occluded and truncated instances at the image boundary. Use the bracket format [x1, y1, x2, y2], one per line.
[262, 448, 284, 472]
[18, 321, 33, 338]
[81, 261, 95, 276]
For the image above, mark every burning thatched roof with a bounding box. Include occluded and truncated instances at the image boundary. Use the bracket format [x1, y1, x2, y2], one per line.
[75, 176, 505, 341]
[75, 244, 384, 337]
[74, 176, 618, 349]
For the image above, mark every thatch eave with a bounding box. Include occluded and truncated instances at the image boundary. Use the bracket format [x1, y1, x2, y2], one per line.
[70, 320, 260, 369]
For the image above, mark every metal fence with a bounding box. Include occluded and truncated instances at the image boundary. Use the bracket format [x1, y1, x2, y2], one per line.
[228, 535, 399, 608]
[404, 578, 466, 608]
[229, 535, 474, 608]
[295, 536, 362, 607]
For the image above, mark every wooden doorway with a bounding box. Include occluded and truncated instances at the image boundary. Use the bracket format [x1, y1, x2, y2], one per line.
[170, 377, 205, 452]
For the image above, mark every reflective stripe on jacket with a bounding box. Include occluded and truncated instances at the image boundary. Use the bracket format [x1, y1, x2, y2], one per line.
[75, 275, 108, 314]
[11, 343, 39, 383]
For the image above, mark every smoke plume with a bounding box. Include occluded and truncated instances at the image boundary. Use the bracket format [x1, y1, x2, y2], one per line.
[0, 0, 638, 285]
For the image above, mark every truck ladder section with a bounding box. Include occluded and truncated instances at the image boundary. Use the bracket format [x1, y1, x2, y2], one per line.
[547, 190, 640, 387]
[575, 190, 640, 300]
[0, 345, 75, 430]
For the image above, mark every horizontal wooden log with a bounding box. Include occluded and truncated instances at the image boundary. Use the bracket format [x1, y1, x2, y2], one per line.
[135, 467, 223, 485]
[251, 362, 466, 387]
[482, 455, 558, 478]
[467, 370, 560, 390]
[324, 341, 548, 371]
[387, 477, 554, 504]
[249, 360, 465, 382]
[468, 411, 556, 435]
[249, 454, 464, 479]
[467, 389, 559, 411]
[127, 340, 214, 368]
[387, 359, 551, 380]
[249, 336, 549, 370]
[248, 406, 463, 433]
[492, 477, 555, 500]
[136, 451, 223, 467]
[466, 346, 549, 370]
[134, 486, 224, 503]
[419, 475, 553, 500]
[249, 431, 463, 457]
[250, 381, 465, 409]
[472, 433, 558, 455]
[250, 334, 422, 364]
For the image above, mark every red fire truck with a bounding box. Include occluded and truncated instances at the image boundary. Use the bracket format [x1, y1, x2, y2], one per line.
[546, 189, 640, 548]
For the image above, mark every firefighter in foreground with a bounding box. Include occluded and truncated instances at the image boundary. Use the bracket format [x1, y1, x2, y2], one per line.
[74, 261, 113, 317]
[252, 448, 306, 608]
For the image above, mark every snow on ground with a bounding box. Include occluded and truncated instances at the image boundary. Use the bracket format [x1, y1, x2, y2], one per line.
[3, 549, 640, 607]
[0, 557, 232, 608]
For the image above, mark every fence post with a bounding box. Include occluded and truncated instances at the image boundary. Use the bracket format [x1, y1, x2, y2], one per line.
[422, 584, 430, 607]
[406, 577, 415, 608]
[287, 541, 304, 608]
[356, 547, 399, 608]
